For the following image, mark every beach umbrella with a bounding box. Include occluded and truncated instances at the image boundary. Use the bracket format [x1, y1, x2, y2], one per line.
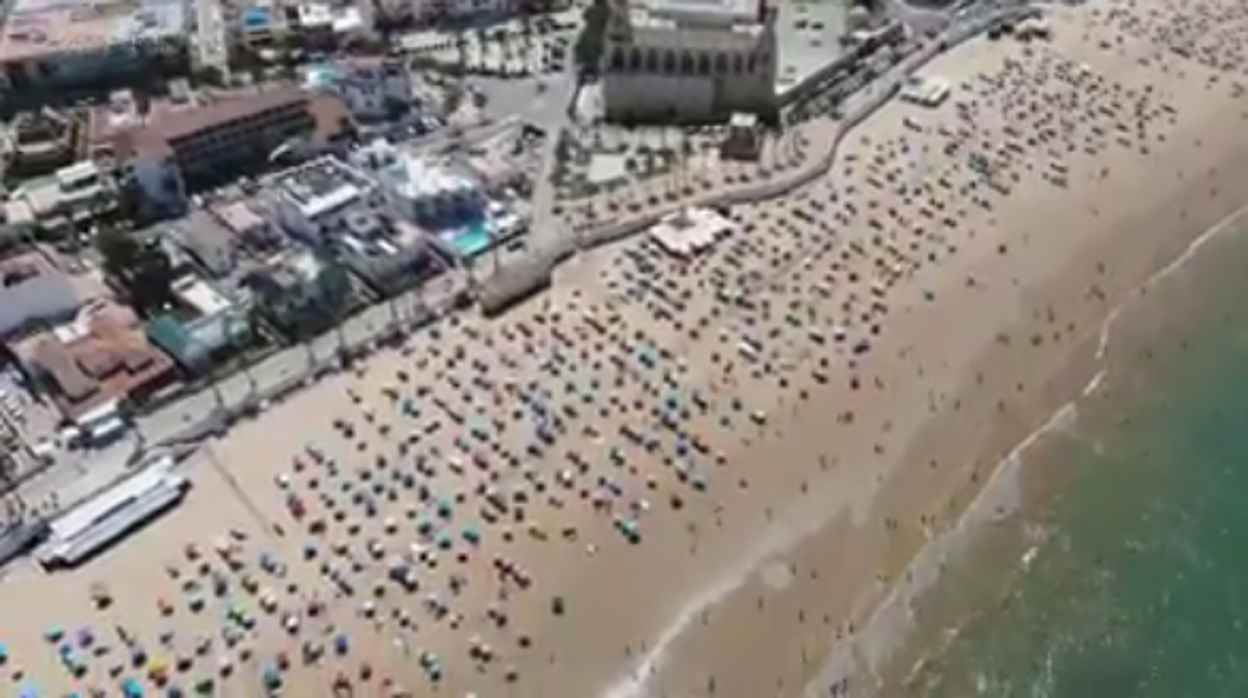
[121, 677, 144, 697]
[0, 641, 7, 663]
[333, 634, 350, 656]
[17, 683, 39, 698]
[262, 665, 282, 690]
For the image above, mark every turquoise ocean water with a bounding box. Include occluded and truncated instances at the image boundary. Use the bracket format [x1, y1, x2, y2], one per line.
[881, 215, 1248, 698]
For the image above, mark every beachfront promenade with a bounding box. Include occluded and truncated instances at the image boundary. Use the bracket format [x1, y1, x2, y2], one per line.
[17, 3, 1037, 534]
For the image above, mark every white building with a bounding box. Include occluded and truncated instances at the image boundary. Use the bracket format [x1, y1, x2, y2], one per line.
[304, 59, 412, 121]
[648, 206, 733, 257]
[352, 139, 484, 227]
[10, 160, 118, 231]
[236, 0, 369, 50]
[899, 75, 951, 108]
[602, 0, 777, 123]
[273, 156, 382, 243]
[0, 0, 188, 90]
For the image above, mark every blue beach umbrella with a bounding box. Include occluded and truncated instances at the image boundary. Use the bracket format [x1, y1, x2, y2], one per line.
[262, 665, 282, 690]
[691, 472, 708, 491]
[18, 683, 39, 698]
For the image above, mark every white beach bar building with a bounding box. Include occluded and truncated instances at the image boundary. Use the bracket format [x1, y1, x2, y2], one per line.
[602, 0, 778, 123]
[274, 156, 381, 244]
[352, 139, 484, 227]
[649, 206, 734, 257]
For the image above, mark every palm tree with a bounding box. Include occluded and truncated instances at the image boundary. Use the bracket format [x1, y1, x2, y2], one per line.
[496, 28, 511, 61]
[221, 310, 259, 395]
[474, 26, 490, 69]
[520, 13, 535, 52]
[303, 336, 317, 372]
[455, 31, 469, 68]
[208, 363, 227, 414]
[679, 132, 695, 193]
[386, 293, 401, 332]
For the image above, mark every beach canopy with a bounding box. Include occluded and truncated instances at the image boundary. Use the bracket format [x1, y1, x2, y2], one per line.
[263, 666, 282, 689]
[18, 683, 39, 698]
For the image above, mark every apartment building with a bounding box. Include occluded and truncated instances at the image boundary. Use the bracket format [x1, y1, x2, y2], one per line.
[0, 0, 189, 92]
[113, 87, 353, 215]
[303, 58, 412, 122]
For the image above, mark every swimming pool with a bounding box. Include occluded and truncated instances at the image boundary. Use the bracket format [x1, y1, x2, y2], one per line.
[442, 221, 492, 258]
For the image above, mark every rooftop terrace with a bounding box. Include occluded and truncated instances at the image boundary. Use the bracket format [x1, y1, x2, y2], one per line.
[276, 156, 375, 218]
[0, 0, 186, 63]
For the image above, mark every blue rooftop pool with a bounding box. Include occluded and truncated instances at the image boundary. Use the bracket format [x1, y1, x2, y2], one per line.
[442, 221, 492, 259]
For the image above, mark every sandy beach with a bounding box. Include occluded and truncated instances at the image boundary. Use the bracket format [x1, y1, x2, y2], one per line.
[6, 0, 1248, 696]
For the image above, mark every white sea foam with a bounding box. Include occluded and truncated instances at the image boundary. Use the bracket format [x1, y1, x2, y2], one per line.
[1097, 205, 1248, 360]
[602, 209, 1248, 698]
[803, 399, 1080, 697]
[599, 520, 807, 698]
[812, 207, 1248, 697]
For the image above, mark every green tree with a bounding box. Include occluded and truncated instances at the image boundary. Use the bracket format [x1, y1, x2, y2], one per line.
[97, 228, 175, 316]
[575, 0, 610, 76]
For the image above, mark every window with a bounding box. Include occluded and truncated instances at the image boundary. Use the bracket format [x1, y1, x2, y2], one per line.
[714, 53, 727, 73]
[663, 50, 676, 73]
[680, 52, 693, 74]
[698, 53, 710, 75]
